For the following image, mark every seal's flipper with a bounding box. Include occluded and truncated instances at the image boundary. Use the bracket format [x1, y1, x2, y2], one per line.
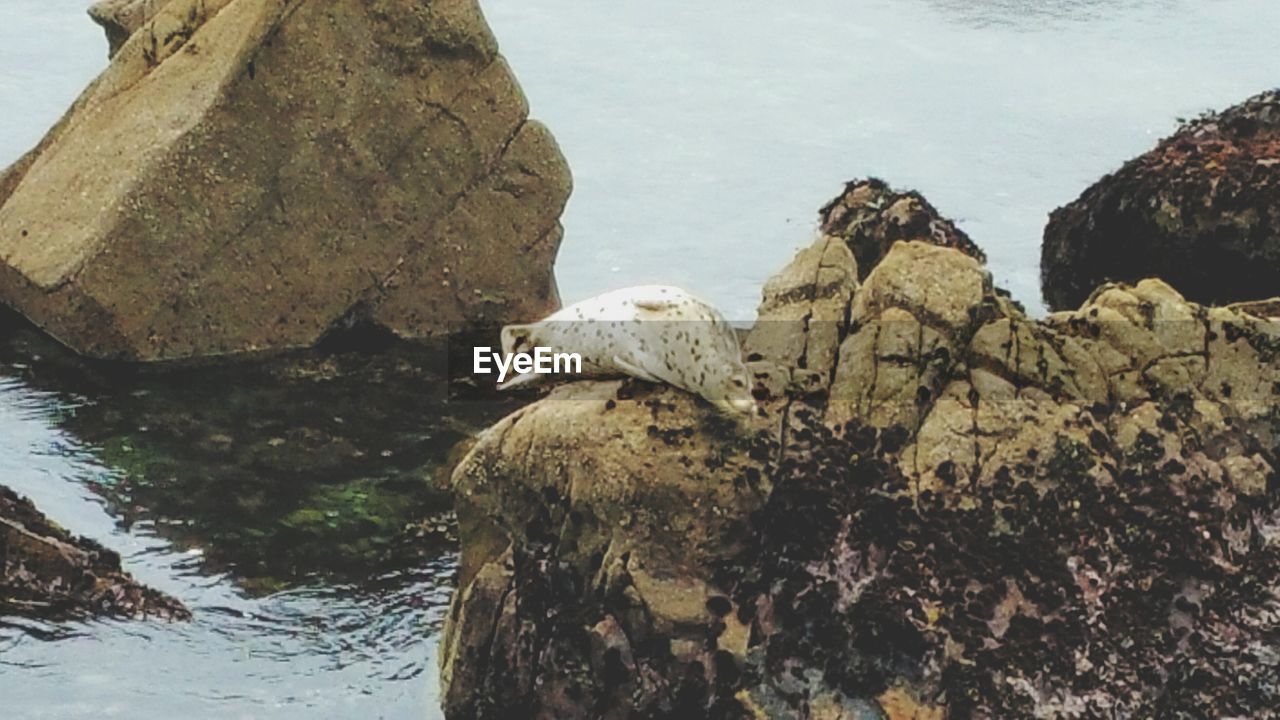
[500, 323, 536, 357]
[613, 355, 661, 383]
[633, 298, 681, 313]
[499, 372, 543, 391]
[628, 287, 686, 314]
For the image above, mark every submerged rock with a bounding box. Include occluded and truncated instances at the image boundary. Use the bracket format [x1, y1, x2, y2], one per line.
[442, 190, 1280, 717]
[1, 484, 189, 620]
[1042, 89, 1280, 311]
[0, 0, 570, 361]
[0, 309, 517, 594]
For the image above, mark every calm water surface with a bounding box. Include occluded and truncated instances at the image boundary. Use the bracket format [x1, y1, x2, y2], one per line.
[1, 0, 1278, 717]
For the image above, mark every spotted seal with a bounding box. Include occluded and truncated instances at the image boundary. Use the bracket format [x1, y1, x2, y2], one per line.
[499, 285, 757, 416]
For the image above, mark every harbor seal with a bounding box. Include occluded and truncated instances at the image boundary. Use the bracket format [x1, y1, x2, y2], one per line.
[499, 285, 757, 416]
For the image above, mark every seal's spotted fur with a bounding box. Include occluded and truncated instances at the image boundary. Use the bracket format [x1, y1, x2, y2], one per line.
[500, 285, 756, 416]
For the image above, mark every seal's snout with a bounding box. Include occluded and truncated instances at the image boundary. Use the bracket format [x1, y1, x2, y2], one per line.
[719, 370, 757, 417]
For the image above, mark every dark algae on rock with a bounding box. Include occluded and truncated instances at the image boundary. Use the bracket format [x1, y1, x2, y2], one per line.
[1042, 89, 1280, 311]
[820, 178, 986, 282]
[442, 182, 1280, 719]
[732, 410, 1280, 718]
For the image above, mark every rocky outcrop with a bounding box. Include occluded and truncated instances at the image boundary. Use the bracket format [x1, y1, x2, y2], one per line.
[441, 190, 1280, 717]
[437, 235, 832, 718]
[88, 0, 163, 57]
[0, 0, 571, 361]
[1042, 89, 1280, 311]
[2, 484, 189, 620]
[820, 178, 985, 282]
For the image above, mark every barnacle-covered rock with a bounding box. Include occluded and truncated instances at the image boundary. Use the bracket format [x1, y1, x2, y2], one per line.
[1042, 89, 1280, 310]
[439, 226, 866, 718]
[442, 188, 1280, 719]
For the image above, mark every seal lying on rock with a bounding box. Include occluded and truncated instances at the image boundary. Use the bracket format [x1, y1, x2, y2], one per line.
[499, 285, 758, 416]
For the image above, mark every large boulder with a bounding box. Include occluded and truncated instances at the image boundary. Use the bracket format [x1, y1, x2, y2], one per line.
[0, 0, 571, 361]
[439, 235, 852, 719]
[442, 223, 1280, 716]
[1042, 89, 1280, 311]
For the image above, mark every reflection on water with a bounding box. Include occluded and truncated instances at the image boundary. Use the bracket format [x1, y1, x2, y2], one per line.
[925, 0, 1173, 28]
[1, 564, 455, 719]
[0, 312, 514, 592]
[0, 310, 515, 719]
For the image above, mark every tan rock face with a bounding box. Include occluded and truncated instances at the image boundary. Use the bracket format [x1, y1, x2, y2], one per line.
[88, 0, 166, 57]
[828, 241, 992, 432]
[0, 0, 571, 361]
[744, 233, 858, 380]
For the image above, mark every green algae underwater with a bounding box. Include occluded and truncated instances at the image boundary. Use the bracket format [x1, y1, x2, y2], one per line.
[0, 308, 519, 592]
[0, 306, 519, 718]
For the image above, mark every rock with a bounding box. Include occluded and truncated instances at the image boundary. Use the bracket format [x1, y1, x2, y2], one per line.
[1229, 296, 1280, 320]
[88, 0, 164, 57]
[441, 380, 779, 719]
[442, 197, 1280, 718]
[743, 233, 858, 381]
[0, 0, 571, 361]
[827, 241, 996, 432]
[819, 178, 986, 281]
[2, 484, 189, 620]
[1042, 89, 1280, 311]
[438, 228, 867, 718]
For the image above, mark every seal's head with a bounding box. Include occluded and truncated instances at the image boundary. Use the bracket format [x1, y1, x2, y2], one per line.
[704, 363, 758, 417]
[500, 323, 536, 357]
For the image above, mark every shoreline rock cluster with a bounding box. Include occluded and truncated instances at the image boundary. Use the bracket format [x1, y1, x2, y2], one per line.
[441, 173, 1280, 717]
